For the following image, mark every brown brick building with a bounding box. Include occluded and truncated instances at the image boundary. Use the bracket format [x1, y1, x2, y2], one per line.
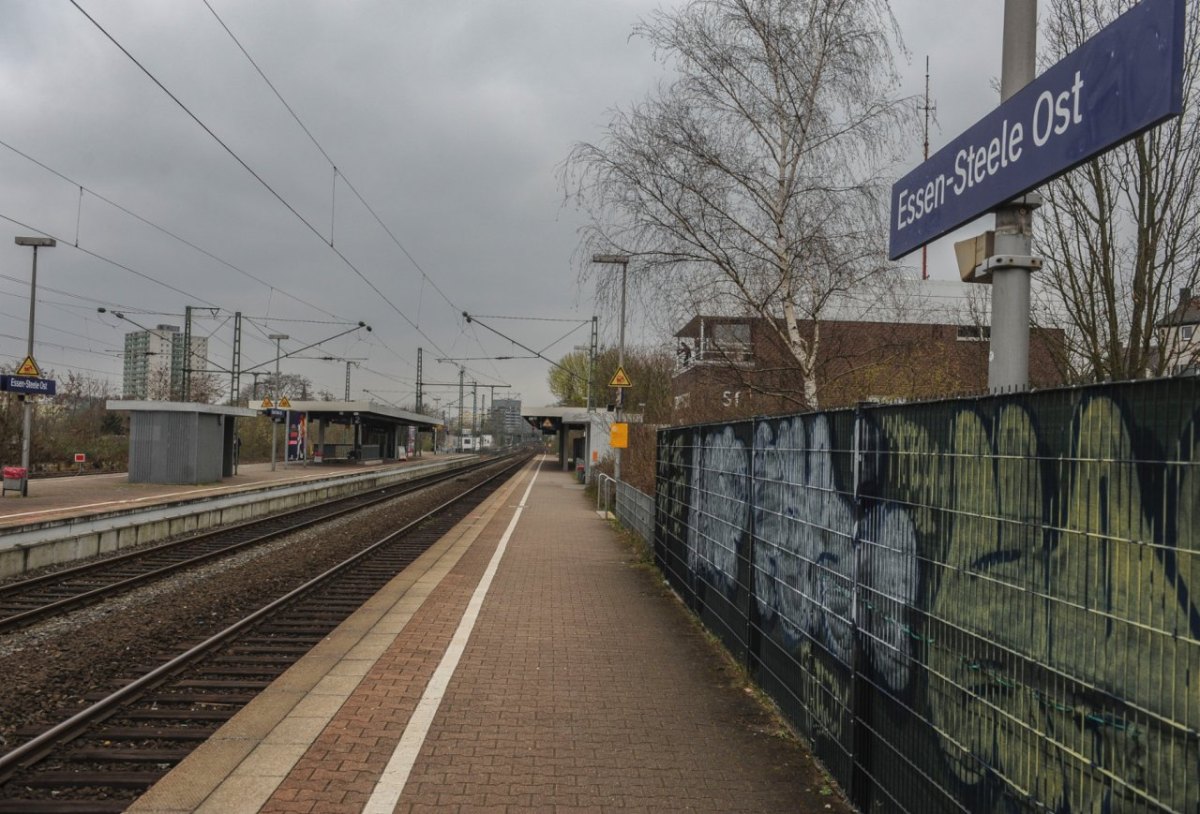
[672, 314, 1065, 421]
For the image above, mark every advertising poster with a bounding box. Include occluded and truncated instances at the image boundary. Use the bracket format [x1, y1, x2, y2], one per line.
[287, 412, 307, 462]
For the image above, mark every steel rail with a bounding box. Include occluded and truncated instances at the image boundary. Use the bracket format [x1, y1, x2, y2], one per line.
[0, 460, 492, 632]
[0, 453, 530, 783]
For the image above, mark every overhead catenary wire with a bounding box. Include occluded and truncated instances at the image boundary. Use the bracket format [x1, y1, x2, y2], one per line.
[201, 0, 461, 318]
[0, 212, 218, 306]
[0, 136, 343, 320]
[68, 0, 458, 364]
[463, 313, 587, 383]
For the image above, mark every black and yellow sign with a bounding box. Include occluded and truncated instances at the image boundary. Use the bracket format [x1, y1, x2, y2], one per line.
[279, 397, 292, 409]
[260, 398, 274, 409]
[608, 366, 632, 388]
[15, 356, 40, 377]
[610, 422, 629, 449]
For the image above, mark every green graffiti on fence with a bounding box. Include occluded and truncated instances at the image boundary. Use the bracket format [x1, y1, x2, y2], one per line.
[657, 380, 1200, 813]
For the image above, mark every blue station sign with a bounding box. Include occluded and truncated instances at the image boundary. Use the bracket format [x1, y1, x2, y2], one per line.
[0, 375, 57, 396]
[889, 0, 1184, 260]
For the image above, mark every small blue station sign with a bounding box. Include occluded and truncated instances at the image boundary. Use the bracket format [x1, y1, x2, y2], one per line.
[0, 374, 56, 396]
[889, 0, 1185, 260]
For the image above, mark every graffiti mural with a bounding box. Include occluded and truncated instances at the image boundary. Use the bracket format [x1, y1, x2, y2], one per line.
[655, 379, 1200, 813]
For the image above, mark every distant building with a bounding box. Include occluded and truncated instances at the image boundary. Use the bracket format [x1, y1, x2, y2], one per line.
[672, 313, 1064, 420]
[122, 324, 208, 401]
[1154, 287, 1200, 376]
[490, 398, 524, 435]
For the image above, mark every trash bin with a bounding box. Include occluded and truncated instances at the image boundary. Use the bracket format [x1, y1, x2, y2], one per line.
[3, 466, 28, 497]
[575, 462, 586, 483]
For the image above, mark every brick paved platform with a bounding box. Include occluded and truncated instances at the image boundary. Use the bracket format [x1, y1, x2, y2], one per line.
[128, 456, 848, 814]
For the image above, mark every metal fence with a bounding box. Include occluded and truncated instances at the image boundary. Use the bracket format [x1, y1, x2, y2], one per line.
[595, 471, 656, 550]
[654, 378, 1200, 813]
[615, 479, 655, 546]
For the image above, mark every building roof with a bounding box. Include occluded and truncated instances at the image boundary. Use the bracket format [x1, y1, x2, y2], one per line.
[1157, 295, 1200, 327]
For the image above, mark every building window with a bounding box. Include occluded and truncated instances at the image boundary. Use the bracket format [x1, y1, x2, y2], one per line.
[711, 322, 750, 348]
[1183, 325, 1195, 341]
[956, 325, 991, 341]
[708, 322, 752, 362]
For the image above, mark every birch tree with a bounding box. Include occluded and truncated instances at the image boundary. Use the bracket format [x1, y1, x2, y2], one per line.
[1034, 0, 1200, 381]
[563, 0, 912, 409]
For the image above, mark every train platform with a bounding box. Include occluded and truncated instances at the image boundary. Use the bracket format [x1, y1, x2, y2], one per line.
[127, 455, 842, 814]
[0, 455, 471, 580]
[0, 457, 450, 531]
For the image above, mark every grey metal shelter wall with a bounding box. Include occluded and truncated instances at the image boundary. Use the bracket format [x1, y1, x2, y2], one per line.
[195, 414, 224, 480]
[128, 412, 228, 484]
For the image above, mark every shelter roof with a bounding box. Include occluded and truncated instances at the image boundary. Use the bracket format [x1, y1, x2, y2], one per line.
[520, 406, 592, 431]
[284, 400, 441, 427]
[106, 400, 258, 417]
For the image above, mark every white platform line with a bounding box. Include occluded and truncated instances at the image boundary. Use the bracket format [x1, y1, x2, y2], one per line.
[362, 456, 543, 814]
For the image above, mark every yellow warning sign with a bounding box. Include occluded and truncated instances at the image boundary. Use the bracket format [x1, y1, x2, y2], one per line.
[610, 422, 629, 448]
[608, 366, 632, 388]
[15, 356, 40, 377]
[278, 397, 292, 409]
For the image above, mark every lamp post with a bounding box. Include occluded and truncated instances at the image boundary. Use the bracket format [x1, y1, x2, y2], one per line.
[14, 237, 55, 495]
[592, 253, 629, 482]
[269, 334, 288, 471]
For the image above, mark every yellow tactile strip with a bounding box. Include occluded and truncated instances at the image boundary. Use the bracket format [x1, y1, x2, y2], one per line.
[126, 461, 530, 814]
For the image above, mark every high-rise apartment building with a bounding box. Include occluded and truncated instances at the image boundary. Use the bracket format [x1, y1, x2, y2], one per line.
[490, 397, 524, 434]
[122, 324, 208, 400]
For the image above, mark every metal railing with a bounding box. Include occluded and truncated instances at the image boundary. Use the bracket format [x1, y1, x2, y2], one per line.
[614, 479, 654, 546]
[594, 472, 616, 517]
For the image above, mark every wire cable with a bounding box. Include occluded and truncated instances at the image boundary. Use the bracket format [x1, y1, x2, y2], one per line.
[201, 0, 461, 316]
[0, 212, 218, 305]
[0, 136, 343, 319]
[69, 2, 460, 363]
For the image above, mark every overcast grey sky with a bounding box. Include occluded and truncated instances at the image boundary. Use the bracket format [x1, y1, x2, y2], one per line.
[0, 1, 1007, 411]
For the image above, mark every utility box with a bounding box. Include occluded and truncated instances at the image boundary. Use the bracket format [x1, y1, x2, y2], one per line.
[955, 231, 996, 284]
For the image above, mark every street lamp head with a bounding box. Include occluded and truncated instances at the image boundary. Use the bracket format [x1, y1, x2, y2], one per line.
[591, 253, 629, 265]
[268, 333, 289, 341]
[15, 236, 56, 248]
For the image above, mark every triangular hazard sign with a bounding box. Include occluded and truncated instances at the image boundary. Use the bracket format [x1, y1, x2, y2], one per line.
[278, 397, 292, 409]
[608, 366, 632, 388]
[15, 356, 40, 377]
[260, 398, 274, 409]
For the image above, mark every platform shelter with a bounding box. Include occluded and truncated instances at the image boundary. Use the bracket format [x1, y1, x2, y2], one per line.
[106, 401, 259, 484]
[283, 400, 441, 463]
[521, 406, 612, 475]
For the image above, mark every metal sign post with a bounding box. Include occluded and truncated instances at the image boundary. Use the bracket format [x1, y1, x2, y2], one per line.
[888, 0, 1184, 390]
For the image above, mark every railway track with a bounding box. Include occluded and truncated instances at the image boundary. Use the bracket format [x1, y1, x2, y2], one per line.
[0, 452, 532, 813]
[0, 457, 497, 633]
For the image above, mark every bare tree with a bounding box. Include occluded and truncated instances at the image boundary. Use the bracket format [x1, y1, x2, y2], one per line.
[237, 373, 313, 406]
[563, 0, 913, 408]
[1034, 0, 1200, 381]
